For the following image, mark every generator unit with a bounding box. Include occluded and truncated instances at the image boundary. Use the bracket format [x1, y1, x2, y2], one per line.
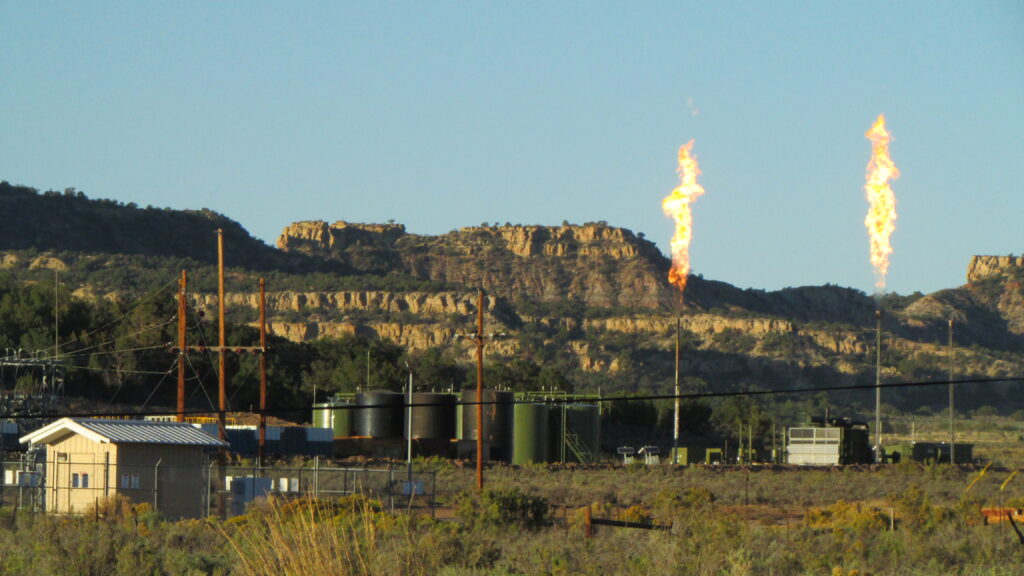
[786, 419, 871, 466]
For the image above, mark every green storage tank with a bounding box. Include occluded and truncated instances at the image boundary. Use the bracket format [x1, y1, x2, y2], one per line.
[547, 404, 564, 462]
[313, 401, 353, 438]
[565, 404, 600, 463]
[513, 403, 549, 465]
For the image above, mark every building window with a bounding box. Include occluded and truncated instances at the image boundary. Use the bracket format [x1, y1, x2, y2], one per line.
[81, 473, 89, 488]
[120, 473, 140, 489]
[72, 473, 90, 488]
[72, 473, 79, 488]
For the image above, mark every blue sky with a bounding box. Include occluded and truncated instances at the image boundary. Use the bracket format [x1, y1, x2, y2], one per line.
[2, 2, 1021, 296]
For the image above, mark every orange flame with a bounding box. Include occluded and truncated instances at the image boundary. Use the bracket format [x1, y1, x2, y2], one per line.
[662, 140, 705, 298]
[864, 115, 899, 292]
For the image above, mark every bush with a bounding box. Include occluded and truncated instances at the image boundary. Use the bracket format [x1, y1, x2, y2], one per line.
[456, 488, 551, 530]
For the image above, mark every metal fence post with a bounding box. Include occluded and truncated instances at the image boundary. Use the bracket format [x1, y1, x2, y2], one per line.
[206, 459, 215, 517]
[313, 456, 319, 500]
[153, 459, 162, 511]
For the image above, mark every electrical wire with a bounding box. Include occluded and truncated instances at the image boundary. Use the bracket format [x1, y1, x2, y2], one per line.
[137, 360, 177, 412]
[52, 319, 176, 360]
[4, 374, 1022, 420]
[36, 278, 178, 357]
[65, 364, 174, 376]
[184, 352, 217, 411]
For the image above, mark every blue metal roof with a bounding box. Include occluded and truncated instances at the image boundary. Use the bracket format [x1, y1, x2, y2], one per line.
[68, 418, 226, 447]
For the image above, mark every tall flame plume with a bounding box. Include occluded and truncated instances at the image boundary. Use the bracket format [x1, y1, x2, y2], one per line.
[864, 115, 899, 292]
[662, 140, 705, 300]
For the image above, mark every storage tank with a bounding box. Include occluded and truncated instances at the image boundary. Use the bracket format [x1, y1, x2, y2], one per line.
[461, 389, 515, 461]
[548, 405, 565, 462]
[354, 391, 404, 438]
[549, 404, 601, 463]
[313, 400, 353, 438]
[410, 392, 457, 440]
[566, 404, 601, 461]
[513, 403, 549, 465]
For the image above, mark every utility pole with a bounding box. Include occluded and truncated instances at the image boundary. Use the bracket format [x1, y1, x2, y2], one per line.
[949, 318, 955, 466]
[54, 268, 59, 359]
[454, 289, 503, 491]
[166, 238, 264, 516]
[217, 229, 227, 518]
[475, 289, 485, 491]
[406, 362, 413, 498]
[672, 316, 681, 465]
[177, 270, 187, 422]
[874, 309, 882, 450]
[258, 278, 267, 466]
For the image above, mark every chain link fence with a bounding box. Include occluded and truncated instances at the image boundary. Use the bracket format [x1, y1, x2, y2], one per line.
[1, 458, 437, 519]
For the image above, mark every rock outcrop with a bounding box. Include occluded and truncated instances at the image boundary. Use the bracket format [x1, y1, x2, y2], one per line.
[197, 290, 487, 317]
[276, 221, 673, 309]
[967, 255, 1024, 283]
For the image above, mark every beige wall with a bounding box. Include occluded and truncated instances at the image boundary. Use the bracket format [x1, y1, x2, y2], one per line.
[45, 435, 116, 516]
[45, 436, 210, 520]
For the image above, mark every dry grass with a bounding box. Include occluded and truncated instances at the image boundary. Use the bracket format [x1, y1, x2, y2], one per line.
[220, 496, 413, 576]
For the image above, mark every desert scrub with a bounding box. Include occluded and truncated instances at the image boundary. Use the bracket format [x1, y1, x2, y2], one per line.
[455, 487, 552, 531]
[221, 495, 424, 576]
[0, 501, 231, 576]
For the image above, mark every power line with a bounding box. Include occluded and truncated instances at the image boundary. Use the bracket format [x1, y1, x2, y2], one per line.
[4, 374, 1022, 421]
[34, 278, 178, 357]
[50, 319, 175, 360]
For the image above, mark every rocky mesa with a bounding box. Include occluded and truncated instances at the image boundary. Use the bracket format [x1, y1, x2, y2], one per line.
[277, 220, 673, 309]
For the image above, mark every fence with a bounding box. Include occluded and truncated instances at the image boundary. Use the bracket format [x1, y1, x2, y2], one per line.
[1, 459, 436, 519]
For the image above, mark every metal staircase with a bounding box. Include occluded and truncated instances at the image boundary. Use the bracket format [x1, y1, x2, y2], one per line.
[564, 431, 594, 464]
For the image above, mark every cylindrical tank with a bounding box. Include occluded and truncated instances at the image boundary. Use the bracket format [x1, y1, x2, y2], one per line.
[313, 401, 353, 438]
[354, 391, 404, 438]
[461, 389, 515, 461]
[410, 392, 457, 440]
[313, 402, 331, 429]
[565, 404, 601, 462]
[513, 403, 549, 465]
[548, 405, 565, 463]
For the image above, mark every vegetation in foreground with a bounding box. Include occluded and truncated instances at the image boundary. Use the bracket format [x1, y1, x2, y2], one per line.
[1, 464, 1023, 576]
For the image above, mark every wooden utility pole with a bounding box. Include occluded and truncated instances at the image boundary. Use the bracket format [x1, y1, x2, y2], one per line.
[475, 288, 485, 491]
[217, 229, 227, 518]
[874, 310, 882, 450]
[218, 230, 227, 444]
[949, 318, 955, 465]
[258, 278, 267, 465]
[177, 270, 187, 422]
[672, 316, 681, 465]
[166, 237, 265, 516]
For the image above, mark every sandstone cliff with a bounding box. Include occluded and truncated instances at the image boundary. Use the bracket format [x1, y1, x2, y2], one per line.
[967, 255, 1024, 283]
[276, 221, 672, 309]
[4, 181, 1022, 406]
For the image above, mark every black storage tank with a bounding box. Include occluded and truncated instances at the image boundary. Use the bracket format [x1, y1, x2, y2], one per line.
[354, 391, 404, 438]
[461, 389, 515, 462]
[410, 392, 457, 440]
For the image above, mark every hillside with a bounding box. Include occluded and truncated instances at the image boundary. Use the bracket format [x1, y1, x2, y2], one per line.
[1, 182, 1023, 415]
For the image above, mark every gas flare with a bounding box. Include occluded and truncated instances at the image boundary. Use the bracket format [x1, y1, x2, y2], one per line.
[864, 115, 899, 292]
[662, 140, 705, 298]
